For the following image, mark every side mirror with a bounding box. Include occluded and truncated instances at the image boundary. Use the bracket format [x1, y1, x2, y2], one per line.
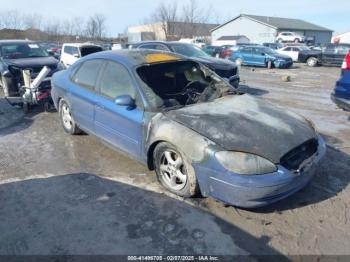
[261, 53, 266, 56]
[73, 53, 80, 58]
[48, 51, 55, 56]
[115, 95, 136, 110]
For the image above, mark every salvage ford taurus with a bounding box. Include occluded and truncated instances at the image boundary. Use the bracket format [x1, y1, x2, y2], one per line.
[51, 50, 326, 208]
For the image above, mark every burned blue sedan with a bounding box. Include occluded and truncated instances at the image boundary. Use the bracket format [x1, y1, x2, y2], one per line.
[51, 50, 325, 208]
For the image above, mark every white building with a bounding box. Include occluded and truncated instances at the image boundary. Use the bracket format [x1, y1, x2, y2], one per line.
[211, 14, 333, 45]
[212, 35, 250, 46]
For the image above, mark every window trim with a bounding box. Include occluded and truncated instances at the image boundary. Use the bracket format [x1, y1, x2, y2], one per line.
[96, 60, 144, 109]
[70, 59, 105, 91]
[138, 43, 169, 51]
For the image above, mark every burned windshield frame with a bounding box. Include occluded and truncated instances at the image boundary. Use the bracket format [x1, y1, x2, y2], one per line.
[134, 60, 234, 111]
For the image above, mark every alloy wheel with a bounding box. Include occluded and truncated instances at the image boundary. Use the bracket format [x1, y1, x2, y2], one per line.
[61, 103, 73, 130]
[159, 150, 187, 191]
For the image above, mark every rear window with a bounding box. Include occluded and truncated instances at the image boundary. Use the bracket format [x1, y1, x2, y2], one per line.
[80, 46, 103, 57]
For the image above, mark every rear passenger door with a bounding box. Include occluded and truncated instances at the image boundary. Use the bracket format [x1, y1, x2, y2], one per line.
[68, 59, 104, 134]
[251, 47, 266, 66]
[94, 61, 144, 158]
[322, 44, 336, 65]
[240, 47, 253, 64]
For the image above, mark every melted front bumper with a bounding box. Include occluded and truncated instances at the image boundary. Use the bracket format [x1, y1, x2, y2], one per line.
[194, 136, 326, 208]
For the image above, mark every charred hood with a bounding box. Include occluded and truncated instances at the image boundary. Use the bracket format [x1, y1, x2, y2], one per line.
[165, 95, 317, 163]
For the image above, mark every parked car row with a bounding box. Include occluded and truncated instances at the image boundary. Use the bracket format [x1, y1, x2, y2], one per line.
[202, 42, 350, 68]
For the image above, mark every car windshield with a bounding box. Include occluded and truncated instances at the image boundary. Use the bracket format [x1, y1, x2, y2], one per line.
[136, 60, 235, 110]
[1, 43, 49, 59]
[170, 43, 209, 58]
[298, 46, 310, 51]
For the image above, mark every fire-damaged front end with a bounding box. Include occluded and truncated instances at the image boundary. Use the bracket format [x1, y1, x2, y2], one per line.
[145, 94, 326, 208]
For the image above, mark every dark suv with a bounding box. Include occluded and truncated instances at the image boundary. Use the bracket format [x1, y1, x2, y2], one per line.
[131, 41, 240, 88]
[0, 40, 64, 97]
[321, 44, 350, 67]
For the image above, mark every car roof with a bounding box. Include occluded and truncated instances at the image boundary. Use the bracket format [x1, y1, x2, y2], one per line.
[78, 49, 187, 67]
[0, 40, 35, 45]
[63, 43, 101, 47]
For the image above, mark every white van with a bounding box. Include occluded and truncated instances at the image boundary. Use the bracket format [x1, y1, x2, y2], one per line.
[60, 43, 103, 68]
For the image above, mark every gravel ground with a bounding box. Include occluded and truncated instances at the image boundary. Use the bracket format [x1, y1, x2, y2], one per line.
[0, 64, 349, 257]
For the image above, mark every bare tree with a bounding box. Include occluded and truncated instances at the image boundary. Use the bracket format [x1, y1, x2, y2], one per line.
[23, 13, 43, 30]
[86, 14, 107, 39]
[0, 9, 23, 30]
[181, 0, 211, 38]
[150, 1, 178, 40]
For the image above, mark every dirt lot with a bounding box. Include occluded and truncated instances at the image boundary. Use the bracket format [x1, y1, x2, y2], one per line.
[0, 64, 349, 258]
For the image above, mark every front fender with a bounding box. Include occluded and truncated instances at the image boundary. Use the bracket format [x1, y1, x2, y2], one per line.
[145, 113, 216, 164]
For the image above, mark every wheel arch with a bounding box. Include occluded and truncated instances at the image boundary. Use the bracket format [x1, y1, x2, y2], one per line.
[147, 140, 166, 170]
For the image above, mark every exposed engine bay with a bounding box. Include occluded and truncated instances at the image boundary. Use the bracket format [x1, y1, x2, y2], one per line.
[137, 61, 237, 110]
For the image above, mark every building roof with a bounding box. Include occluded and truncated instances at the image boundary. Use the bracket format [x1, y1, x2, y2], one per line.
[212, 14, 333, 32]
[216, 35, 248, 41]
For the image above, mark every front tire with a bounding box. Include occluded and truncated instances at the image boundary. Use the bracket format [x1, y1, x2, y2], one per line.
[59, 99, 81, 135]
[154, 142, 199, 198]
[306, 57, 318, 67]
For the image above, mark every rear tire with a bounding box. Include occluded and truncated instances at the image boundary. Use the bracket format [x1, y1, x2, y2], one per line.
[59, 99, 81, 135]
[306, 57, 318, 67]
[153, 142, 199, 198]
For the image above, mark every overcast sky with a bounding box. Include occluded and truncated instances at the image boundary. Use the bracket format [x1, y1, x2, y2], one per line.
[1, 0, 349, 36]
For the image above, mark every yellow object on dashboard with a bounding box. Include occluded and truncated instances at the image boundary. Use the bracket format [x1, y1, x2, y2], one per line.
[145, 53, 180, 64]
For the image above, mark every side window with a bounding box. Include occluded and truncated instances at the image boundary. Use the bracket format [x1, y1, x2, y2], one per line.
[139, 44, 156, 50]
[98, 61, 136, 99]
[71, 47, 79, 56]
[241, 47, 252, 53]
[252, 48, 262, 54]
[154, 45, 168, 51]
[64, 46, 72, 54]
[71, 59, 104, 90]
[284, 47, 292, 51]
[325, 44, 335, 52]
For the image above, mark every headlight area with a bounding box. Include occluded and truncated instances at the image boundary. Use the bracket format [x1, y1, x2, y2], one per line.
[215, 151, 277, 175]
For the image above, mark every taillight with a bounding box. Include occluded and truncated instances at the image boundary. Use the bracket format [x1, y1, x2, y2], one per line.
[342, 52, 350, 70]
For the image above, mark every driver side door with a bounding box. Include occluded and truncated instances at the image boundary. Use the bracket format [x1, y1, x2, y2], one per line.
[94, 61, 144, 159]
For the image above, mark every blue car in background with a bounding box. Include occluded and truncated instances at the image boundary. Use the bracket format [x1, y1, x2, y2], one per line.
[332, 52, 350, 111]
[51, 49, 325, 208]
[230, 45, 293, 69]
